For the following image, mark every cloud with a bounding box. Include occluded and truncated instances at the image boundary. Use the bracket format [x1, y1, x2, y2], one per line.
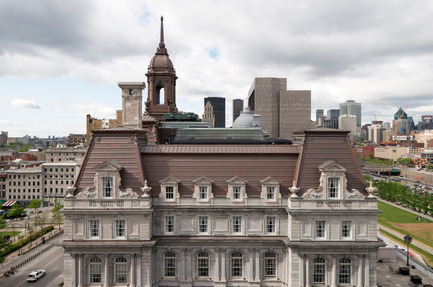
[11, 98, 40, 109]
[72, 103, 117, 119]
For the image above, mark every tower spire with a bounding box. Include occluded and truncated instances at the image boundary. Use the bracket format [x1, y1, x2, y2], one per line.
[157, 16, 167, 53]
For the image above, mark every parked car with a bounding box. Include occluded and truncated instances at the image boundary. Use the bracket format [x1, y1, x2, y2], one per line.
[406, 251, 414, 257]
[27, 270, 46, 282]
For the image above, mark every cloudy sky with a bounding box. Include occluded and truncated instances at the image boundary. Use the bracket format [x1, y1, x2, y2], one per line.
[1, 0, 433, 137]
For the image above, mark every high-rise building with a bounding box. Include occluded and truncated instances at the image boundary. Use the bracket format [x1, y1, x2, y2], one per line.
[338, 114, 357, 136]
[248, 78, 314, 138]
[339, 100, 362, 127]
[315, 109, 324, 125]
[203, 97, 226, 128]
[232, 99, 244, 124]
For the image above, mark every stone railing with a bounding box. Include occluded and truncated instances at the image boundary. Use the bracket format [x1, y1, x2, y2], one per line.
[64, 198, 152, 209]
[289, 198, 378, 210]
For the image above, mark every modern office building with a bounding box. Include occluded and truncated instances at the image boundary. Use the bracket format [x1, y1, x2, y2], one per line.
[203, 97, 226, 128]
[248, 78, 314, 138]
[232, 99, 244, 124]
[316, 109, 324, 125]
[339, 100, 361, 127]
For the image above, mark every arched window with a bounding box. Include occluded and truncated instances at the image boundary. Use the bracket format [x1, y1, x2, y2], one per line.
[339, 258, 351, 284]
[231, 252, 243, 278]
[164, 252, 176, 277]
[88, 257, 102, 284]
[313, 257, 326, 284]
[197, 251, 210, 277]
[264, 252, 277, 277]
[114, 257, 128, 284]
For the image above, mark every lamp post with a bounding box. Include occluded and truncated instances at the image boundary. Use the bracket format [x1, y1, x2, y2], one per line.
[404, 234, 412, 266]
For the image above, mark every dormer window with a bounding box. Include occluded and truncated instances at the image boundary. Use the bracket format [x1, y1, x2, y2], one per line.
[266, 187, 275, 200]
[328, 178, 339, 198]
[159, 176, 180, 203]
[260, 177, 281, 204]
[226, 176, 247, 204]
[199, 186, 208, 199]
[102, 177, 113, 198]
[165, 186, 174, 199]
[193, 177, 214, 204]
[233, 186, 241, 199]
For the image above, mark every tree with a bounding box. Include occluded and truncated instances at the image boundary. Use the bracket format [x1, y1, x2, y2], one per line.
[32, 212, 48, 231]
[28, 199, 41, 214]
[7, 204, 25, 219]
[51, 202, 64, 230]
[398, 158, 414, 166]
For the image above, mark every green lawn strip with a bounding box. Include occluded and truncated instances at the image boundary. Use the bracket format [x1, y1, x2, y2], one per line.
[378, 201, 433, 248]
[378, 201, 432, 223]
[361, 158, 394, 166]
[379, 228, 433, 267]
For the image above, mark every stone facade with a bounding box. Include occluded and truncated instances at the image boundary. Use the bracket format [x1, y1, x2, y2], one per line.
[44, 149, 86, 163]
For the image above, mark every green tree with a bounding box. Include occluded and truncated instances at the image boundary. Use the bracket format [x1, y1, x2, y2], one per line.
[51, 202, 64, 230]
[32, 212, 48, 231]
[7, 204, 25, 219]
[28, 199, 41, 214]
[398, 158, 414, 166]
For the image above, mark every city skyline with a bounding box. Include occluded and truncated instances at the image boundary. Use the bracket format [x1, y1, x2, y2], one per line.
[1, 1, 433, 137]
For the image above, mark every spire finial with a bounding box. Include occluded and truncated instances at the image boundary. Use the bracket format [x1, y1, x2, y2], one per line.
[159, 15, 165, 50]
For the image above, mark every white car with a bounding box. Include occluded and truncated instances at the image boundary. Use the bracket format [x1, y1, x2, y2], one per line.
[27, 270, 46, 282]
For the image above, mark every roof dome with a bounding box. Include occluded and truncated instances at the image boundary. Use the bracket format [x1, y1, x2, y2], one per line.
[232, 107, 262, 128]
[147, 16, 175, 74]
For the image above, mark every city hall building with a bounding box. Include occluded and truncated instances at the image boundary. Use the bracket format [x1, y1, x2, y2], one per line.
[63, 17, 380, 287]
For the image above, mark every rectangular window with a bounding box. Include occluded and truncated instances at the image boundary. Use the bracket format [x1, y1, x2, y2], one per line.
[232, 216, 242, 233]
[199, 186, 207, 199]
[115, 220, 126, 238]
[266, 186, 275, 199]
[316, 221, 326, 238]
[341, 221, 351, 238]
[198, 216, 208, 233]
[102, 177, 113, 198]
[233, 186, 241, 199]
[165, 186, 174, 199]
[89, 220, 99, 238]
[165, 216, 174, 233]
[266, 217, 276, 233]
[328, 177, 339, 198]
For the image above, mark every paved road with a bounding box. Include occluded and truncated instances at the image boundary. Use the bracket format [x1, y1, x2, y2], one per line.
[0, 245, 64, 287]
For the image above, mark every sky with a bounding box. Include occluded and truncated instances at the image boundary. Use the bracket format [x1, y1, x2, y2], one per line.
[1, 0, 433, 137]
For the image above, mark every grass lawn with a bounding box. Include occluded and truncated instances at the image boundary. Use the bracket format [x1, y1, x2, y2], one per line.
[378, 201, 433, 248]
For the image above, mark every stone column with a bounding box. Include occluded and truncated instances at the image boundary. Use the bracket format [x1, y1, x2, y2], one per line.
[221, 249, 226, 281]
[104, 255, 110, 287]
[77, 254, 83, 287]
[331, 257, 337, 287]
[255, 249, 260, 281]
[181, 248, 186, 282]
[137, 254, 142, 287]
[249, 249, 254, 282]
[299, 255, 304, 287]
[186, 249, 192, 282]
[305, 256, 310, 287]
[213, 249, 220, 282]
[357, 256, 362, 287]
[130, 254, 136, 287]
[364, 255, 370, 287]
[71, 253, 77, 287]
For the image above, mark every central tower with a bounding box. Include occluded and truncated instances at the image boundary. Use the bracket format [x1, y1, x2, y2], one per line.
[145, 16, 178, 119]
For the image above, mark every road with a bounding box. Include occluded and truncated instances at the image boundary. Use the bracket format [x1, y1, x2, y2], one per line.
[0, 245, 64, 287]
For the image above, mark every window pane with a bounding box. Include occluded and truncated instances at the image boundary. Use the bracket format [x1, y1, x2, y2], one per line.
[233, 186, 241, 199]
[166, 186, 174, 199]
[339, 258, 351, 284]
[199, 186, 207, 199]
[165, 216, 174, 233]
[102, 177, 113, 197]
[267, 217, 276, 233]
[266, 186, 275, 199]
[341, 221, 351, 238]
[197, 252, 209, 277]
[313, 257, 326, 283]
[231, 252, 243, 278]
[164, 252, 176, 277]
[328, 178, 339, 198]
[316, 221, 325, 238]
[199, 216, 208, 233]
[264, 252, 276, 277]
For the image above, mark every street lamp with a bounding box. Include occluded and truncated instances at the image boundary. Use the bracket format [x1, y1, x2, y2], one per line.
[404, 234, 413, 266]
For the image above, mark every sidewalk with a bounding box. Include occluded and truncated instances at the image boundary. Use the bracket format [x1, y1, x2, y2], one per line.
[0, 228, 63, 276]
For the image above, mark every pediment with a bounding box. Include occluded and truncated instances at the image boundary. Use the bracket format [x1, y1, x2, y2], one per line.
[159, 176, 181, 185]
[193, 176, 214, 185]
[318, 160, 347, 172]
[226, 176, 247, 185]
[94, 160, 123, 172]
[260, 176, 280, 185]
